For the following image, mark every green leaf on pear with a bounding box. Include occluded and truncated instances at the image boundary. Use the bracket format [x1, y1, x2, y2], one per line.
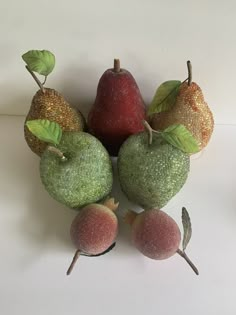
[147, 80, 181, 116]
[26, 119, 62, 146]
[181, 207, 192, 251]
[161, 124, 199, 153]
[22, 50, 55, 76]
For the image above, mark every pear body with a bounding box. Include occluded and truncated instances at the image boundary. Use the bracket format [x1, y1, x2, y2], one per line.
[88, 65, 146, 156]
[40, 132, 113, 208]
[150, 82, 214, 151]
[118, 132, 190, 209]
[24, 88, 85, 156]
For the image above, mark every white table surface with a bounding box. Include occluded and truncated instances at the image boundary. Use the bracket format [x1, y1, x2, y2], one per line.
[0, 115, 235, 315]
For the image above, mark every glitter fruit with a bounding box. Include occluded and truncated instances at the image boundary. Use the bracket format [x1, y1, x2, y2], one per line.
[126, 209, 181, 259]
[40, 132, 113, 208]
[117, 124, 190, 209]
[150, 61, 214, 152]
[22, 50, 85, 156]
[67, 198, 119, 275]
[125, 208, 199, 275]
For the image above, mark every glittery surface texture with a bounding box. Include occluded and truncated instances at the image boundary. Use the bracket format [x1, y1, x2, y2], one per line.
[24, 88, 85, 156]
[151, 82, 214, 151]
[70, 204, 118, 255]
[132, 210, 181, 260]
[40, 132, 113, 208]
[118, 132, 190, 209]
[88, 68, 146, 156]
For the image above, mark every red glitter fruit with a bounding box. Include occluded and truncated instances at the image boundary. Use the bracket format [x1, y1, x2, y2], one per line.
[88, 59, 146, 156]
[67, 198, 119, 275]
[125, 208, 199, 275]
[128, 209, 181, 260]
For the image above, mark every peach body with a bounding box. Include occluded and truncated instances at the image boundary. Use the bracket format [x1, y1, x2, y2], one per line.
[131, 209, 181, 260]
[70, 204, 118, 255]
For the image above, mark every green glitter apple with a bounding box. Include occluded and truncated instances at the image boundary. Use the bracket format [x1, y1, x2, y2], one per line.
[26, 119, 113, 208]
[118, 121, 199, 209]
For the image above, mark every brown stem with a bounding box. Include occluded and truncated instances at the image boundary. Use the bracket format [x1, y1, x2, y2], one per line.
[177, 249, 199, 275]
[25, 66, 45, 92]
[114, 59, 120, 72]
[47, 146, 67, 161]
[103, 198, 119, 211]
[124, 210, 137, 225]
[187, 60, 192, 86]
[42, 75, 47, 85]
[66, 250, 80, 276]
[143, 120, 153, 145]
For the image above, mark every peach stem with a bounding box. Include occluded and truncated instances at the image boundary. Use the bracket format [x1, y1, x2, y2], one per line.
[103, 198, 119, 211]
[124, 210, 137, 225]
[66, 250, 80, 276]
[177, 249, 199, 275]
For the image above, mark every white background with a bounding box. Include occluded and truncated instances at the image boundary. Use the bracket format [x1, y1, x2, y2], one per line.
[0, 1, 236, 314]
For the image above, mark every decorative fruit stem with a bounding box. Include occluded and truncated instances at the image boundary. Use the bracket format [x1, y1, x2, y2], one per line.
[143, 120, 153, 145]
[25, 66, 45, 93]
[143, 120, 161, 145]
[103, 198, 119, 211]
[177, 249, 199, 275]
[42, 76, 48, 85]
[66, 250, 80, 276]
[114, 59, 121, 73]
[124, 210, 137, 225]
[187, 61, 192, 86]
[47, 146, 67, 161]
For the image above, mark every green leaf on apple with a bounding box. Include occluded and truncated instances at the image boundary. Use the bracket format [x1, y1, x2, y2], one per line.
[22, 50, 55, 76]
[161, 124, 199, 153]
[26, 119, 62, 146]
[147, 80, 181, 116]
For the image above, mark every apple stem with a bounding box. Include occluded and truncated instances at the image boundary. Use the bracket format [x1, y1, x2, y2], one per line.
[177, 249, 199, 275]
[47, 146, 67, 161]
[114, 59, 121, 72]
[143, 120, 153, 145]
[66, 250, 80, 276]
[25, 66, 45, 93]
[187, 60, 192, 86]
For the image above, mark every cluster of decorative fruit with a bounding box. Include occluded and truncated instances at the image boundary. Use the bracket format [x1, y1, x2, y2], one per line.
[22, 50, 214, 276]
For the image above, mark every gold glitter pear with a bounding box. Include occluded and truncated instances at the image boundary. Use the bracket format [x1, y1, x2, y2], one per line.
[24, 88, 85, 156]
[150, 82, 214, 152]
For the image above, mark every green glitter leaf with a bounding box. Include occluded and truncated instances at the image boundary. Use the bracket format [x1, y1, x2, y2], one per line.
[26, 119, 62, 145]
[147, 80, 181, 116]
[182, 207, 192, 251]
[161, 124, 199, 153]
[22, 50, 55, 76]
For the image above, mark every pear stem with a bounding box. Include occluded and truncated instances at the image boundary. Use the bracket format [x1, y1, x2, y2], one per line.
[66, 250, 80, 276]
[114, 59, 121, 72]
[177, 249, 199, 275]
[25, 66, 45, 93]
[47, 146, 67, 161]
[187, 60, 192, 86]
